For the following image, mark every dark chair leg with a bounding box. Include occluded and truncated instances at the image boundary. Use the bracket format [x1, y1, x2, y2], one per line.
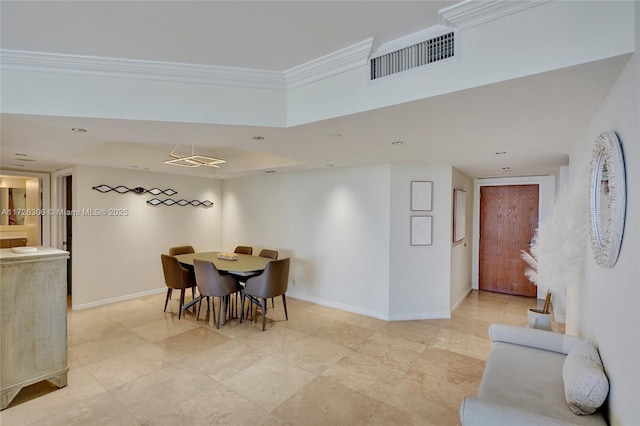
[210, 296, 217, 328]
[240, 293, 246, 323]
[197, 296, 203, 321]
[217, 296, 224, 329]
[261, 298, 267, 331]
[206, 296, 211, 322]
[271, 297, 275, 308]
[178, 289, 186, 319]
[282, 294, 288, 321]
[191, 287, 197, 314]
[164, 288, 172, 312]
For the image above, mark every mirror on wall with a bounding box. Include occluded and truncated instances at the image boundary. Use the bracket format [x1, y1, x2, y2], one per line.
[0, 187, 27, 225]
[589, 131, 626, 268]
[0, 175, 42, 246]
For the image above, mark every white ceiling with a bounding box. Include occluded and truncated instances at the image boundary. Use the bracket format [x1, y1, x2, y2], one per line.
[0, 1, 630, 179]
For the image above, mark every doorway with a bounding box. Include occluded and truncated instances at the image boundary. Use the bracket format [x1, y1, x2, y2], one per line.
[64, 176, 72, 295]
[479, 184, 538, 297]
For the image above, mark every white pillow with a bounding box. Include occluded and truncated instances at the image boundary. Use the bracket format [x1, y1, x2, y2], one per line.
[562, 339, 609, 415]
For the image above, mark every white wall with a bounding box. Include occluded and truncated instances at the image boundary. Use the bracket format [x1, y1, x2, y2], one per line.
[2, 3, 633, 130]
[72, 165, 222, 308]
[388, 164, 453, 319]
[286, 1, 635, 125]
[222, 165, 391, 318]
[472, 175, 556, 298]
[566, 4, 639, 424]
[2, 70, 287, 127]
[451, 168, 474, 310]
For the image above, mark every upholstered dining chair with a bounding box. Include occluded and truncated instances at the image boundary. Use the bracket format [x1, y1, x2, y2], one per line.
[169, 245, 195, 256]
[258, 249, 278, 307]
[193, 259, 242, 329]
[241, 257, 290, 331]
[160, 254, 197, 319]
[234, 245, 253, 255]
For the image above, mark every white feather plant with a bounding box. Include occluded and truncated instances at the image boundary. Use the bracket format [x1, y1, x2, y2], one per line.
[520, 180, 588, 312]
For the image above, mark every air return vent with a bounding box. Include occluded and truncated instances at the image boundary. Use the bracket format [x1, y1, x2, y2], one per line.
[370, 30, 457, 81]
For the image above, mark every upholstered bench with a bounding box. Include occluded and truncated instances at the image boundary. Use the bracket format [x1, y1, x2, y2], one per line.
[460, 324, 608, 426]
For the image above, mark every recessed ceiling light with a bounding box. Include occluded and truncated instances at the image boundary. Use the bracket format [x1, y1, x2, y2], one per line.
[391, 141, 403, 145]
[329, 133, 342, 138]
[16, 158, 36, 162]
[252, 136, 265, 141]
[501, 166, 511, 171]
[71, 128, 87, 133]
[14, 153, 28, 156]
[495, 151, 507, 155]
[265, 170, 276, 173]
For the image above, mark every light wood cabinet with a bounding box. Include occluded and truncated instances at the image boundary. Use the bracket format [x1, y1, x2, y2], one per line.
[0, 238, 28, 249]
[0, 247, 69, 410]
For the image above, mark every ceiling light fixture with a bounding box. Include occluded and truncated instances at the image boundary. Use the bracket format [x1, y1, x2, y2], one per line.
[163, 145, 226, 168]
[71, 128, 87, 133]
[391, 141, 403, 145]
[252, 136, 265, 141]
[495, 151, 507, 155]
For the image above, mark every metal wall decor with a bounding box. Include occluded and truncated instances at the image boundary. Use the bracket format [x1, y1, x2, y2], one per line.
[146, 198, 213, 208]
[92, 185, 177, 196]
[92, 184, 212, 208]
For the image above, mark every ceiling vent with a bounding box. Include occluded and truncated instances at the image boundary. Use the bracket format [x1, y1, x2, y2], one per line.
[370, 29, 458, 82]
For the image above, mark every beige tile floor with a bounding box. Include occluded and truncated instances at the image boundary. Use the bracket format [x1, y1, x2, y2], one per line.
[1, 290, 563, 425]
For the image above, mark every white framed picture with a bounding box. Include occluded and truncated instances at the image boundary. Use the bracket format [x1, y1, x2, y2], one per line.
[411, 181, 432, 211]
[411, 216, 432, 246]
[454, 189, 466, 242]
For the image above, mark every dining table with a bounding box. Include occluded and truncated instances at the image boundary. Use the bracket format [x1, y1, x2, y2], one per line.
[174, 251, 273, 324]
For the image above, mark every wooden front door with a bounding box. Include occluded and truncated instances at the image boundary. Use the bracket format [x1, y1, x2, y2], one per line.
[479, 184, 539, 297]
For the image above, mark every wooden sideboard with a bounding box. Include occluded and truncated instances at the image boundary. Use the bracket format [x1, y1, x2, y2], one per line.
[0, 247, 69, 410]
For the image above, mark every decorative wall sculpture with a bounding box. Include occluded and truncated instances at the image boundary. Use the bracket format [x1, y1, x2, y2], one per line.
[91, 185, 212, 208]
[146, 198, 213, 207]
[92, 185, 177, 196]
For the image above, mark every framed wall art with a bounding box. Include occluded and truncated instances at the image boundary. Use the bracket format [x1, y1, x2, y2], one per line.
[453, 189, 467, 242]
[411, 181, 433, 211]
[411, 216, 432, 246]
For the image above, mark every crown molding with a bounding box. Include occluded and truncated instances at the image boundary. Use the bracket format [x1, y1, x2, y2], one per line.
[0, 2, 550, 90]
[439, 0, 550, 30]
[284, 38, 376, 89]
[0, 50, 286, 90]
[1, 40, 375, 91]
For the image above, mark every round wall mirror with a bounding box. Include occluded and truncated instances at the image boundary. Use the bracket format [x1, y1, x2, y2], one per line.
[589, 131, 626, 268]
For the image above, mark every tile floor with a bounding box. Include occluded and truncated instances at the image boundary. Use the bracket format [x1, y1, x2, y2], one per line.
[1, 290, 563, 425]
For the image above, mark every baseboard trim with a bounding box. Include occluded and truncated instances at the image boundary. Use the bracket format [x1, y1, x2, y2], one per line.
[287, 292, 452, 321]
[387, 311, 451, 321]
[287, 292, 389, 320]
[450, 287, 472, 313]
[72, 287, 166, 310]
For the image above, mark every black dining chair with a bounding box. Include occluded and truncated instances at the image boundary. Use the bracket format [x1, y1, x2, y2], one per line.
[193, 259, 242, 328]
[241, 257, 290, 331]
